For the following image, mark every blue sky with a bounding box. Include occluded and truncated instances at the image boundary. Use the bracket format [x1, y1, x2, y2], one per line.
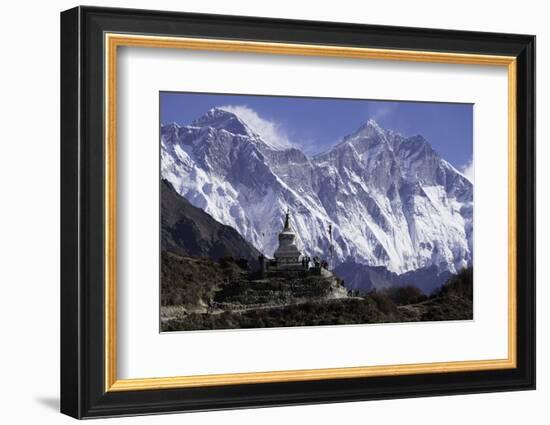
[160, 91, 473, 175]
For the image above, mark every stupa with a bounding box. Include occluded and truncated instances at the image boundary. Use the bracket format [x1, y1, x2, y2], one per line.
[272, 210, 303, 270]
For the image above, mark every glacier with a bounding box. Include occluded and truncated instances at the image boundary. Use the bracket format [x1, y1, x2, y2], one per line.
[161, 107, 473, 275]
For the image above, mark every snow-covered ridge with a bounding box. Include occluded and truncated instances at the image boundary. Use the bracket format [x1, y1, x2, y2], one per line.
[161, 107, 473, 275]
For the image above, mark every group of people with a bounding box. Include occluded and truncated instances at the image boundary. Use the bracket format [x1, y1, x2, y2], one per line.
[258, 253, 330, 272]
[301, 256, 329, 270]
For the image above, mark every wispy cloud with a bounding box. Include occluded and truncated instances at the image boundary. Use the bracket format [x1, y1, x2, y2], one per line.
[219, 105, 294, 150]
[460, 158, 474, 182]
[369, 103, 396, 121]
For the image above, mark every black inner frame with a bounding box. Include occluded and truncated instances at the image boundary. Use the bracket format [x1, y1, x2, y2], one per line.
[60, 6, 535, 419]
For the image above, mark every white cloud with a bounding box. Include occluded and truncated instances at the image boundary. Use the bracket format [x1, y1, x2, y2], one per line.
[461, 158, 474, 182]
[370, 104, 395, 121]
[219, 105, 294, 150]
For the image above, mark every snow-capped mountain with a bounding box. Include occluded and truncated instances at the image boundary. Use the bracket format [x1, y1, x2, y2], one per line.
[161, 107, 473, 275]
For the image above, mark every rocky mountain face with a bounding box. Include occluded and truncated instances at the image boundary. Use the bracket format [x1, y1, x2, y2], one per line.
[161, 107, 473, 276]
[161, 179, 260, 267]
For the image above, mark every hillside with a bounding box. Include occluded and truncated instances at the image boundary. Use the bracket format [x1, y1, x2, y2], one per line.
[160, 251, 349, 329]
[161, 250, 473, 332]
[161, 179, 261, 268]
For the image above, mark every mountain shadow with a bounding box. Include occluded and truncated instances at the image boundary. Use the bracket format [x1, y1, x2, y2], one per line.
[334, 260, 453, 295]
[161, 179, 260, 268]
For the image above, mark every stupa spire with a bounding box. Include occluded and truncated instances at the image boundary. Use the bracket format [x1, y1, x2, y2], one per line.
[283, 208, 291, 231]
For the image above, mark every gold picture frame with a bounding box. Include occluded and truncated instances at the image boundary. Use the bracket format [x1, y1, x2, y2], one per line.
[104, 33, 517, 392]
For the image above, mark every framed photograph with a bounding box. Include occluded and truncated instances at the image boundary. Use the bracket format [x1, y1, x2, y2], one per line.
[60, 6, 536, 419]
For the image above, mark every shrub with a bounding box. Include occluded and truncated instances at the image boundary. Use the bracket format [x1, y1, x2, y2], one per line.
[385, 285, 426, 305]
[434, 267, 473, 301]
[367, 291, 398, 315]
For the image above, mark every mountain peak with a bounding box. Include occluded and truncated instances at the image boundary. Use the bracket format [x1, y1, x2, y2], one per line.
[352, 118, 386, 139]
[199, 107, 237, 121]
[329, 117, 388, 154]
[366, 118, 382, 129]
[191, 107, 253, 137]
